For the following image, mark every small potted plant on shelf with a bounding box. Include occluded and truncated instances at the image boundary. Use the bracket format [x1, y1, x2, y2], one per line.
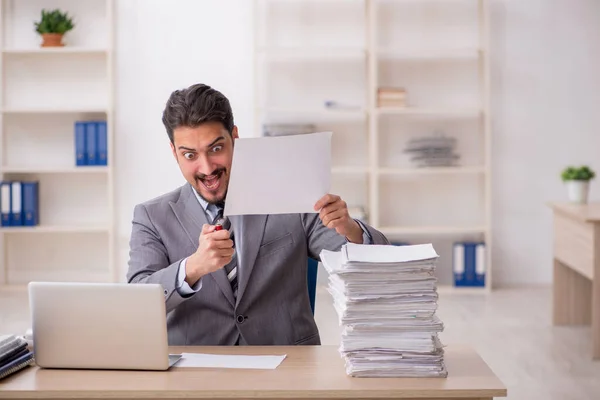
[561, 165, 596, 204]
[34, 9, 75, 47]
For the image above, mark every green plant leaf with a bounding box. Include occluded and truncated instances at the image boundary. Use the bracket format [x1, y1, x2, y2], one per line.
[34, 8, 75, 34]
[561, 165, 596, 181]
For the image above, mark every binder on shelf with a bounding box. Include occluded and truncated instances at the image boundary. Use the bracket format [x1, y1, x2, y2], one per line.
[22, 182, 39, 227]
[0, 181, 40, 228]
[453, 241, 485, 287]
[96, 121, 108, 166]
[10, 182, 22, 226]
[475, 243, 486, 286]
[85, 121, 97, 166]
[75, 121, 87, 166]
[0, 182, 11, 227]
[75, 121, 107, 167]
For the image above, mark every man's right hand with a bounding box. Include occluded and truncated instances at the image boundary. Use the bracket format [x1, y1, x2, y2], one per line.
[184, 224, 234, 286]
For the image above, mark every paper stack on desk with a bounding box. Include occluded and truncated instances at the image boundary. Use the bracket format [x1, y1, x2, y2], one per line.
[320, 243, 447, 378]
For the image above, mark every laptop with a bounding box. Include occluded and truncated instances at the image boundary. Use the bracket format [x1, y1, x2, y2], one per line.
[28, 281, 182, 370]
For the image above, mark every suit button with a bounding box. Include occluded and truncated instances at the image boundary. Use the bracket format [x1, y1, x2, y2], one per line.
[236, 315, 245, 323]
[164, 289, 168, 296]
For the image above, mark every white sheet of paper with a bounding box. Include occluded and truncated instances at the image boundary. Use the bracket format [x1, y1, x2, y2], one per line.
[343, 243, 439, 264]
[175, 353, 287, 369]
[224, 131, 332, 216]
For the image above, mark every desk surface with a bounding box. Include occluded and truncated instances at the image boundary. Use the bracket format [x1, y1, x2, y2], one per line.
[0, 345, 506, 399]
[548, 202, 600, 222]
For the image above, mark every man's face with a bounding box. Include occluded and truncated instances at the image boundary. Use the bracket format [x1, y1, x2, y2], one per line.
[170, 121, 238, 204]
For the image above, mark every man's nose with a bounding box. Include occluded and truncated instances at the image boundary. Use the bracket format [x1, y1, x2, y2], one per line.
[196, 156, 216, 175]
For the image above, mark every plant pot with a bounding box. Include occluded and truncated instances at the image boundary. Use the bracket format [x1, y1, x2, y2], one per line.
[566, 180, 590, 204]
[41, 33, 64, 47]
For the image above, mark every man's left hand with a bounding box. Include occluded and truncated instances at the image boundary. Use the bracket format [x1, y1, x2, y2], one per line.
[314, 194, 363, 244]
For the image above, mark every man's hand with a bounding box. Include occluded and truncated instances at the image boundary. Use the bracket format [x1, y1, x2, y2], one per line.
[314, 194, 363, 244]
[185, 224, 234, 286]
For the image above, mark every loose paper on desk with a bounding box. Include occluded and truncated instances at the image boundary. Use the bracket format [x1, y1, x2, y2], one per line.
[176, 353, 287, 369]
[223, 131, 331, 216]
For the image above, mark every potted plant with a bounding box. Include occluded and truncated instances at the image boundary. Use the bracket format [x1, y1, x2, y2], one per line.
[34, 9, 75, 47]
[561, 165, 596, 203]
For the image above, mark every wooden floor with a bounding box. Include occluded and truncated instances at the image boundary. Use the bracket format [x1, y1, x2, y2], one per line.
[2, 285, 599, 399]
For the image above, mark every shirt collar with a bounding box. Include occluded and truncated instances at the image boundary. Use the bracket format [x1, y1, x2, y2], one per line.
[191, 185, 223, 219]
[191, 186, 210, 212]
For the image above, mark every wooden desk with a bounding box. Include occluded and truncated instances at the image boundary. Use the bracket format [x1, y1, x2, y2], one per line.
[0, 345, 505, 400]
[548, 202, 600, 358]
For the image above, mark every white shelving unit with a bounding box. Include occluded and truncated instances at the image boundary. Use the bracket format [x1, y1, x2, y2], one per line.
[0, 0, 115, 286]
[254, 0, 492, 290]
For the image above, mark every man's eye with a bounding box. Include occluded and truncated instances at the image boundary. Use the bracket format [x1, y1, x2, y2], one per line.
[212, 145, 223, 152]
[183, 153, 195, 160]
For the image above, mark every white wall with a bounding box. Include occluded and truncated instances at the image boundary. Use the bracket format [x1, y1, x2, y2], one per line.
[114, 0, 254, 277]
[490, 0, 600, 285]
[113, 0, 600, 286]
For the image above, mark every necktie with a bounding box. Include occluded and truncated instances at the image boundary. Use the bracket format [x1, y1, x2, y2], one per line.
[211, 204, 238, 299]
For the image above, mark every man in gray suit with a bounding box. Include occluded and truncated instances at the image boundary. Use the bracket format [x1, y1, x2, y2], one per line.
[127, 83, 390, 346]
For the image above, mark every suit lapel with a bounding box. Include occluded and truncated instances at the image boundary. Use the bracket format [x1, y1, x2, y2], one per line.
[234, 214, 267, 306]
[169, 184, 206, 248]
[169, 184, 235, 308]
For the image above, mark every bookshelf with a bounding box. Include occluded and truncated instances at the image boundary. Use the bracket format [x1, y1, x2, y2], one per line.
[254, 0, 492, 290]
[0, 0, 115, 286]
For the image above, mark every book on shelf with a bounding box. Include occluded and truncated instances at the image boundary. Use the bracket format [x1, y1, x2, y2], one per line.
[0, 181, 39, 227]
[75, 120, 108, 166]
[377, 87, 408, 108]
[0, 334, 34, 381]
[453, 242, 485, 287]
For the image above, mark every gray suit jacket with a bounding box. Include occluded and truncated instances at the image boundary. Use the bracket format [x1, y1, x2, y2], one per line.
[127, 183, 390, 346]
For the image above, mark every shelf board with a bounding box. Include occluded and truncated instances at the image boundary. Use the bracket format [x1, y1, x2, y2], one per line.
[0, 225, 109, 233]
[259, 107, 367, 122]
[2, 107, 107, 114]
[3, 47, 108, 55]
[260, 106, 366, 114]
[376, 107, 481, 118]
[1, 166, 109, 174]
[332, 166, 368, 174]
[257, 46, 365, 60]
[378, 166, 485, 175]
[377, 48, 481, 60]
[379, 226, 487, 235]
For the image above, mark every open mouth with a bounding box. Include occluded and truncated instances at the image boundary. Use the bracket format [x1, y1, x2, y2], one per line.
[198, 170, 224, 191]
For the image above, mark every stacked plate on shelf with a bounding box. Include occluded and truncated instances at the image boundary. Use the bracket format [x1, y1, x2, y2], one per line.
[320, 243, 447, 378]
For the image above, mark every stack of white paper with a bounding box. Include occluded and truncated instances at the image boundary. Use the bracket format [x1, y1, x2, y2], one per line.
[320, 243, 447, 378]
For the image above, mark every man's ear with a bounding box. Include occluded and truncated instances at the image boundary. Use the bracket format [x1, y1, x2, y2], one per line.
[232, 126, 239, 140]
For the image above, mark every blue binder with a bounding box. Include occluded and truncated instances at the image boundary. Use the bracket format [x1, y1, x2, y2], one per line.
[22, 182, 39, 226]
[453, 242, 485, 287]
[475, 243, 486, 286]
[0, 182, 11, 227]
[96, 121, 107, 166]
[75, 122, 87, 166]
[10, 182, 22, 226]
[85, 122, 97, 166]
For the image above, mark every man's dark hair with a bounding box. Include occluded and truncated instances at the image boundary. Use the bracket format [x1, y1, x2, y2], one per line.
[162, 83, 234, 143]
